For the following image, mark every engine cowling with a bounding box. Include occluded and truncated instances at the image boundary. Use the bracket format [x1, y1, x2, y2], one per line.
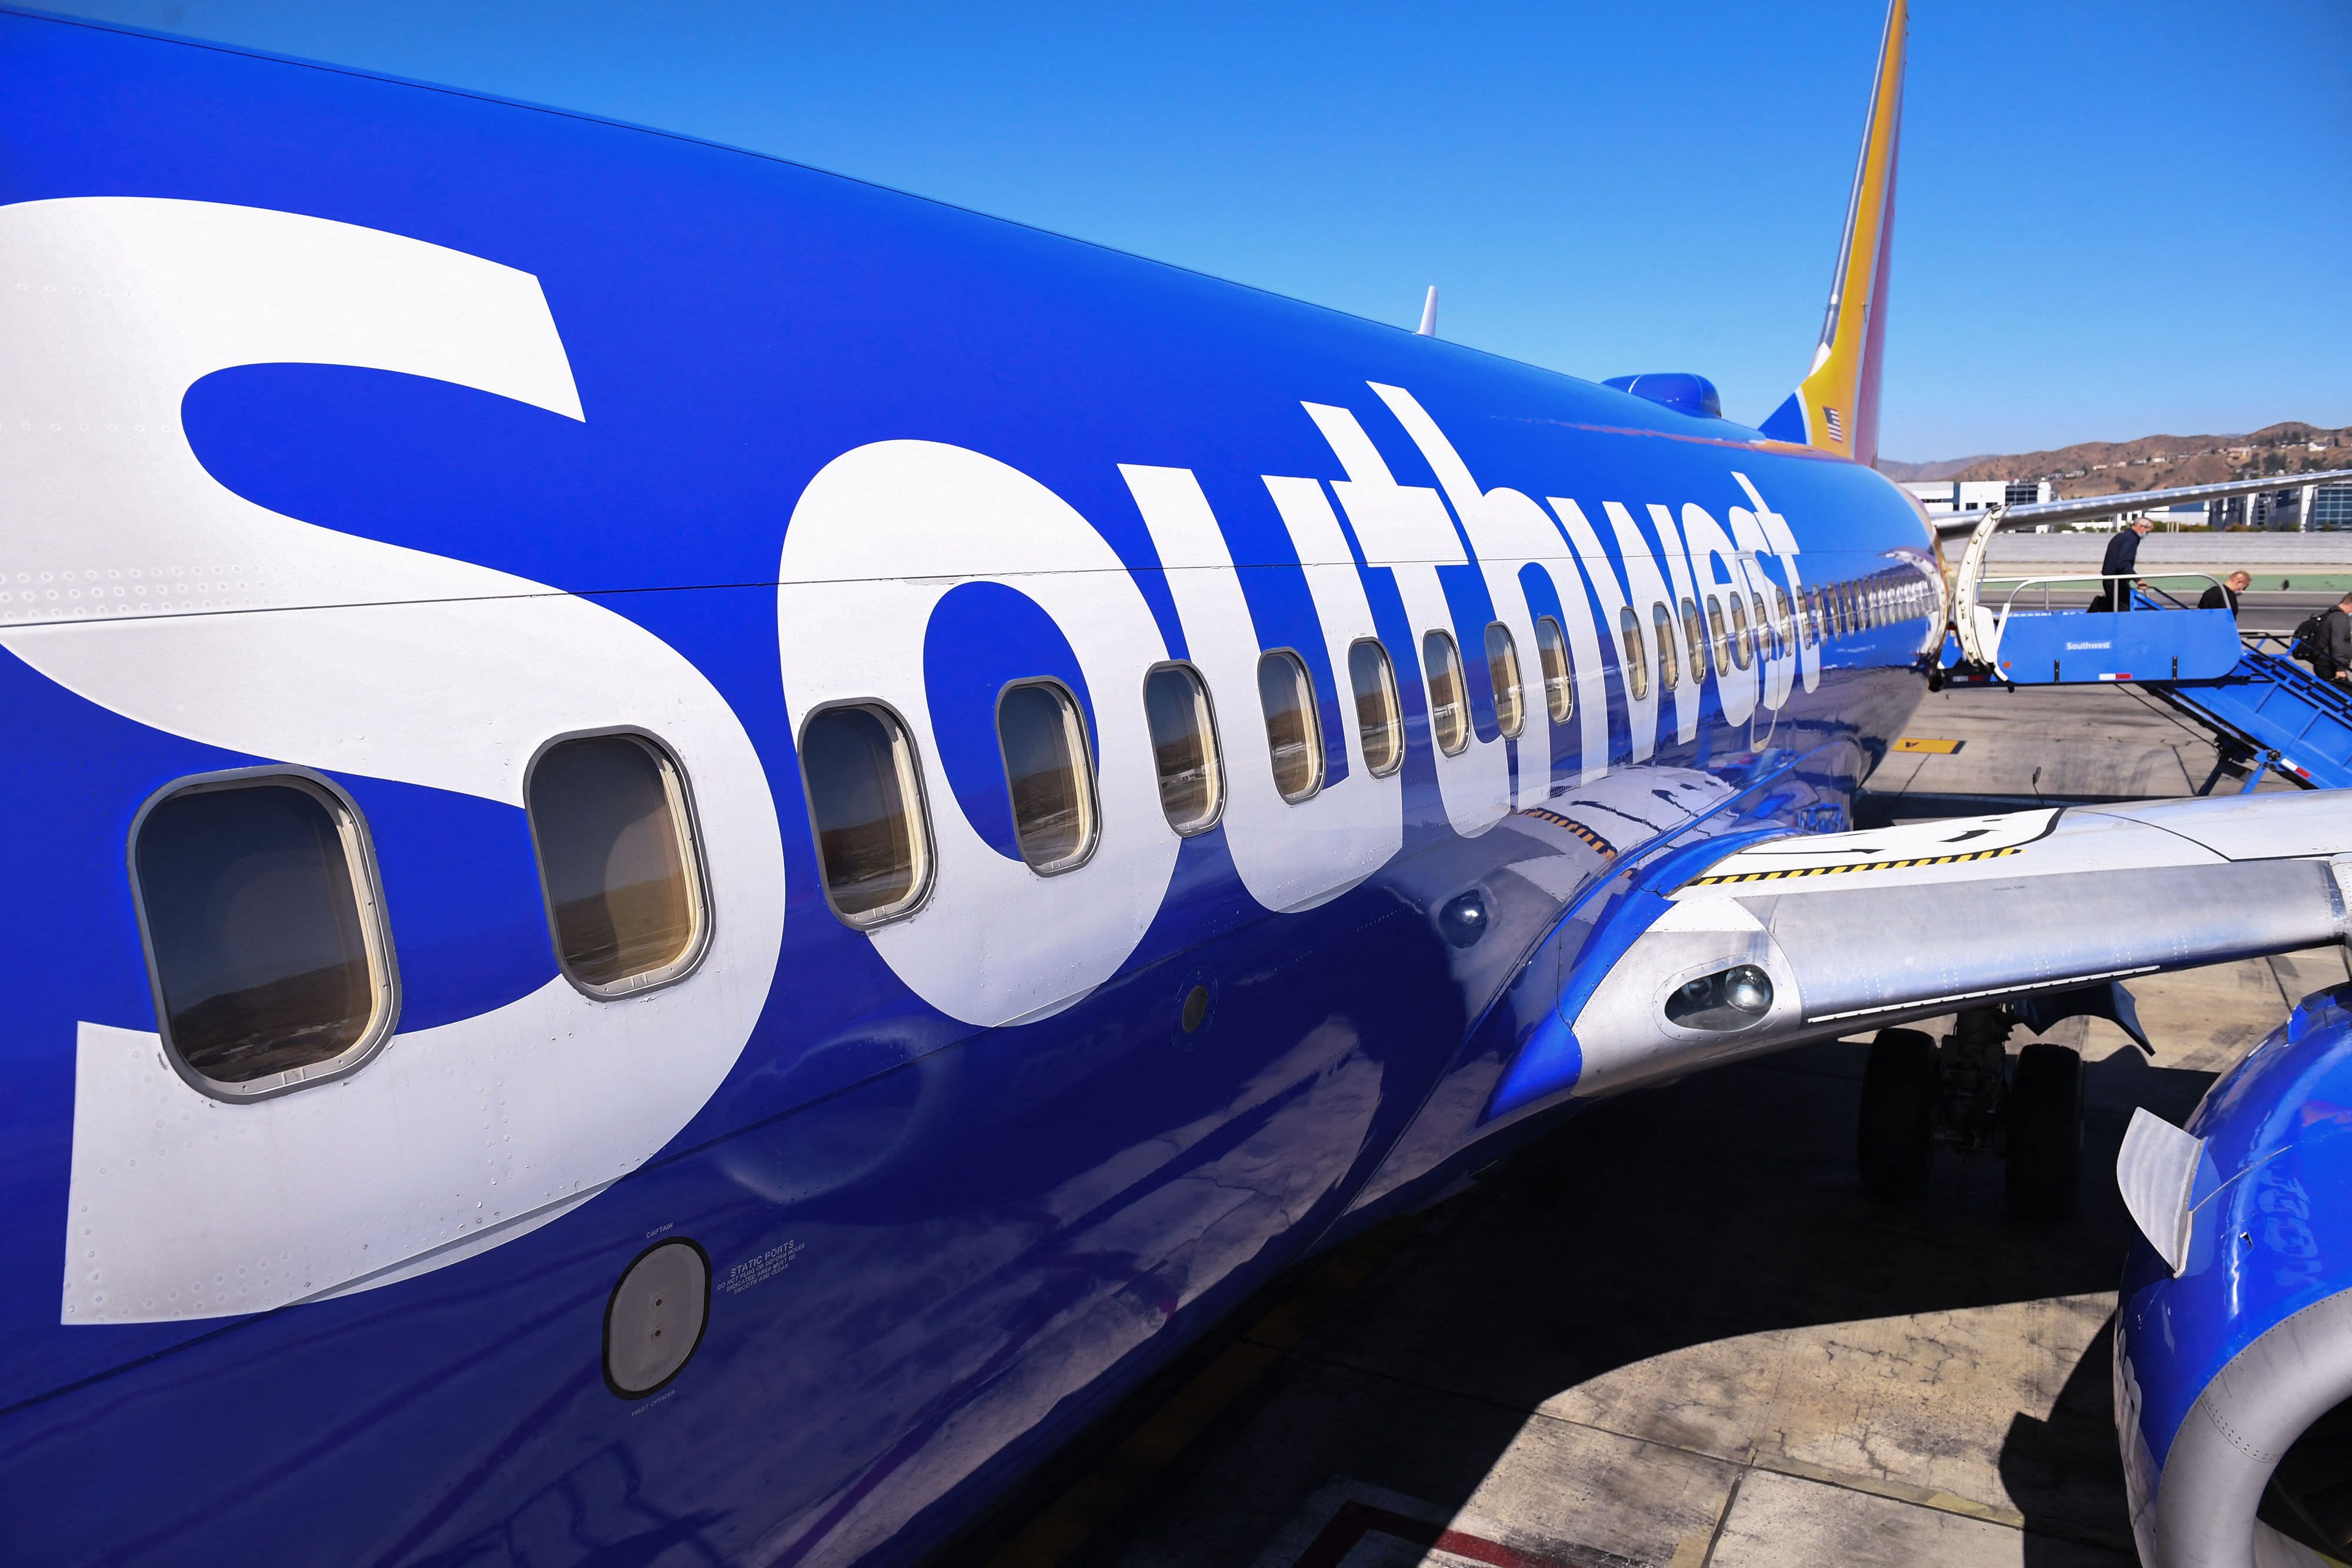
[2119, 982, 2352, 1566]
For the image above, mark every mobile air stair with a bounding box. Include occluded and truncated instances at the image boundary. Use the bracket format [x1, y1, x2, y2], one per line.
[1946, 571, 2352, 794]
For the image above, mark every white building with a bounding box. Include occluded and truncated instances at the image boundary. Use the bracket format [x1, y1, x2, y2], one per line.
[1902, 479, 2056, 515]
[2204, 485, 2352, 531]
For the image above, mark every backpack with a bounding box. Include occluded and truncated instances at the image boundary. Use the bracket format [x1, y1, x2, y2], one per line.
[2293, 611, 2330, 664]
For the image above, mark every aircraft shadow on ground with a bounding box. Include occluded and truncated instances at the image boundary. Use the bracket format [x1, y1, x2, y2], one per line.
[1030, 1039, 2212, 1565]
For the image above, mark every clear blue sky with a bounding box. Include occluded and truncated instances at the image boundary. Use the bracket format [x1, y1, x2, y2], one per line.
[28, 0, 2352, 460]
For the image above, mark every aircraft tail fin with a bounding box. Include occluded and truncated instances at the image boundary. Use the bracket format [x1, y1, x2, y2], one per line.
[1759, 0, 1908, 467]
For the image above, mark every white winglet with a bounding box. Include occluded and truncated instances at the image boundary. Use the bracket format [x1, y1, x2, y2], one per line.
[2118, 1107, 2204, 1276]
[1416, 285, 1438, 337]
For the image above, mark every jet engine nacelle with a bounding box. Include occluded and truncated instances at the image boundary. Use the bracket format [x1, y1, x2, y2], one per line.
[2119, 985, 2352, 1567]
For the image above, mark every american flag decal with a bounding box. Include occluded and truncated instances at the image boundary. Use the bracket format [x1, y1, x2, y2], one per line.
[1822, 404, 1845, 442]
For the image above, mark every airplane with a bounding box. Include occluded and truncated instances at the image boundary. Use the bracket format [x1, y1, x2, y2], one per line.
[4, 4, 2350, 1565]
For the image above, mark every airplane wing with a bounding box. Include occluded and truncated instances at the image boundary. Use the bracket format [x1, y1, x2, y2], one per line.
[1492, 791, 2352, 1115]
[1927, 468, 2352, 540]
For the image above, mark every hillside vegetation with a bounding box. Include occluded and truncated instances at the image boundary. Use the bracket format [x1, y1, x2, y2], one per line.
[1880, 423, 2348, 497]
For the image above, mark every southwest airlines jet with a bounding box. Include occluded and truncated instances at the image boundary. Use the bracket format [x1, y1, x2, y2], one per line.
[5, 6, 2350, 1566]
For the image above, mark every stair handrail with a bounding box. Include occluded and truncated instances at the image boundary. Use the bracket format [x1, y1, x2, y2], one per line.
[1963, 572, 2229, 667]
[1991, 571, 2226, 619]
[1951, 503, 2006, 668]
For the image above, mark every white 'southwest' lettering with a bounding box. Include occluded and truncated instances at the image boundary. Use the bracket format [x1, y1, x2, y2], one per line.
[1305, 400, 1511, 838]
[1121, 463, 1404, 912]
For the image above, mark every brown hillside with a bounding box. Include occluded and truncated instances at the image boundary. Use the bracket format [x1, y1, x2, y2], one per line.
[1881, 423, 2349, 498]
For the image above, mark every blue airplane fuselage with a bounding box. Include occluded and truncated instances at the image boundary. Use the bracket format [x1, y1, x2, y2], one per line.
[0, 14, 1939, 1564]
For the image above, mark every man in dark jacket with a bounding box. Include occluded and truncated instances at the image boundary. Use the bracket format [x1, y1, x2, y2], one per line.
[2198, 570, 2251, 617]
[2321, 594, 2352, 686]
[2093, 518, 2153, 611]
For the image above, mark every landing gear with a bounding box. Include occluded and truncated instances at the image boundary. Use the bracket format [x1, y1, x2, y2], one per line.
[1853, 1007, 2084, 1222]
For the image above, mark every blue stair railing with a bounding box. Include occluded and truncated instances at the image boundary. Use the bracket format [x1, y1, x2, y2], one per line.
[2133, 588, 2352, 793]
[1940, 573, 2352, 792]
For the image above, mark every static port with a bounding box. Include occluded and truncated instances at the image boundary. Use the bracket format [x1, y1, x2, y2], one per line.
[1664, 964, 1774, 1032]
[604, 1239, 710, 1398]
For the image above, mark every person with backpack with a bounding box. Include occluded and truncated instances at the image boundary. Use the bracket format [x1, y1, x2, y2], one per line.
[2294, 593, 2352, 685]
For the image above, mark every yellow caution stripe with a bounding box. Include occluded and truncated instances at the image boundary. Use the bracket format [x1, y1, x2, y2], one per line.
[1893, 737, 1965, 755]
[1518, 807, 1616, 858]
[1688, 843, 2022, 886]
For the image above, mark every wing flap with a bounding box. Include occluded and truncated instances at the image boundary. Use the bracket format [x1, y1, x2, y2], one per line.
[1555, 794, 2352, 1101]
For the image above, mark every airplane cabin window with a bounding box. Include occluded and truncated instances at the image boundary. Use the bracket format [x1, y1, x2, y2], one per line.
[1143, 663, 1222, 834]
[1422, 631, 1472, 754]
[131, 772, 396, 1098]
[1679, 596, 1706, 679]
[801, 703, 931, 925]
[1772, 587, 1794, 655]
[530, 732, 710, 995]
[1706, 594, 1732, 674]
[1535, 616, 1573, 723]
[1616, 607, 1650, 703]
[1485, 622, 1525, 737]
[1349, 639, 1405, 776]
[1258, 650, 1327, 800]
[1728, 595, 1755, 669]
[998, 680, 1098, 873]
[1651, 603, 1679, 690]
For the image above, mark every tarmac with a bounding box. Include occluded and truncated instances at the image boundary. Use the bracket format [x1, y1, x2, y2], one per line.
[1868, 678, 2305, 805]
[944, 681, 2351, 1568]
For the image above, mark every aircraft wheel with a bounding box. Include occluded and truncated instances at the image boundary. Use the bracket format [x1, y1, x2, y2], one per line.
[1857, 1028, 1936, 1198]
[2005, 1042, 2083, 1223]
